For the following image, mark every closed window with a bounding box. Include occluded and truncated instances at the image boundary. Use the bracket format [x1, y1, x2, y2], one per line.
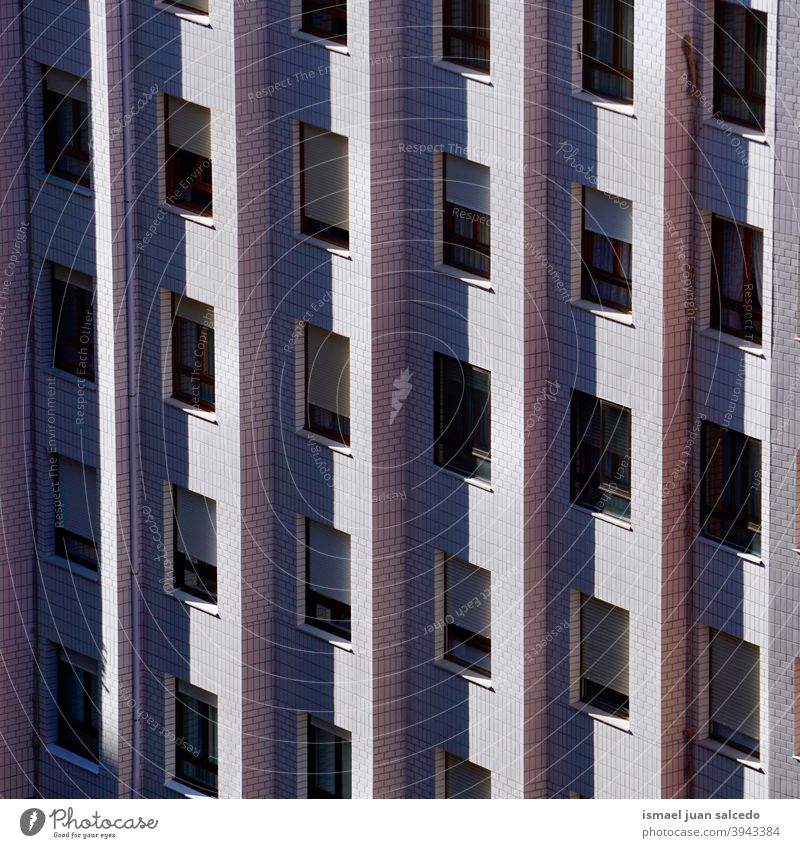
[579, 595, 629, 717]
[582, 0, 634, 102]
[708, 629, 759, 757]
[713, 1, 767, 131]
[444, 753, 490, 799]
[570, 391, 631, 521]
[444, 557, 490, 676]
[300, 124, 349, 247]
[54, 456, 98, 570]
[710, 216, 762, 344]
[51, 265, 94, 381]
[305, 519, 351, 638]
[304, 325, 350, 444]
[173, 486, 217, 602]
[175, 681, 218, 795]
[434, 353, 491, 482]
[164, 96, 212, 215]
[43, 68, 90, 186]
[442, 0, 490, 73]
[172, 295, 215, 412]
[581, 188, 633, 312]
[442, 155, 490, 278]
[301, 0, 346, 44]
[56, 649, 99, 761]
[307, 718, 351, 798]
[700, 422, 761, 555]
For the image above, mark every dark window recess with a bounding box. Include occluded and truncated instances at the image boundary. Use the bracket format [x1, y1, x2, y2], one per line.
[305, 519, 351, 638]
[56, 650, 99, 761]
[444, 557, 491, 676]
[442, 0, 490, 73]
[700, 422, 761, 556]
[172, 306, 215, 412]
[570, 391, 631, 521]
[165, 96, 212, 216]
[301, 0, 347, 44]
[175, 686, 218, 795]
[582, 0, 634, 102]
[304, 324, 350, 444]
[307, 719, 351, 798]
[300, 124, 349, 247]
[713, 1, 767, 131]
[710, 216, 762, 344]
[443, 155, 491, 278]
[579, 596, 629, 718]
[54, 456, 98, 571]
[709, 630, 760, 757]
[43, 70, 91, 187]
[51, 269, 94, 381]
[581, 188, 633, 312]
[434, 353, 491, 482]
[173, 487, 217, 603]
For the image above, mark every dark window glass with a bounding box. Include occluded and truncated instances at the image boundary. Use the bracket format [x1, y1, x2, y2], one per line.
[173, 488, 217, 603]
[54, 456, 98, 571]
[442, 0, 490, 73]
[175, 687, 218, 795]
[444, 557, 491, 676]
[51, 270, 94, 381]
[443, 157, 491, 278]
[305, 519, 351, 638]
[581, 190, 633, 312]
[308, 719, 351, 798]
[43, 75, 91, 186]
[165, 97, 212, 216]
[301, 0, 347, 44]
[582, 0, 634, 102]
[172, 309, 215, 412]
[56, 651, 99, 761]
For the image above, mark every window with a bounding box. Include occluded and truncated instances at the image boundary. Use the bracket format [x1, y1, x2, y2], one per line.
[442, 0, 490, 73]
[582, 0, 634, 102]
[305, 519, 351, 638]
[172, 295, 215, 412]
[304, 325, 350, 444]
[713, 1, 767, 131]
[54, 456, 98, 570]
[162, 0, 208, 13]
[579, 595, 629, 717]
[300, 124, 349, 247]
[710, 216, 762, 344]
[175, 681, 218, 795]
[444, 753, 490, 799]
[173, 486, 217, 602]
[43, 68, 90, 186]
[51, 265, 94, 381]
[700, 422, 761, 555]
[164, 96, 212, 216]
[56, 649, 99, 761]
[442, 155, 490, 278]
[708, 629, 759, 757]
[581, 188, 633, 312]
[570, 391, 631, 521]
[307, 718, 351, 798]
[443, 557, 491, 676]
[301, 0, 346, 44]
[434, 353, 491, 482]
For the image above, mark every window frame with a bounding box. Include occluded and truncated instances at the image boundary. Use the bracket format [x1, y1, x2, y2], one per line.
[51, 268, 95, 382]
[303, 324, 351, 445]
[164, 96, 213, 217]
[174, 685, 219, 796]
[443, 557, 491, 677]
[304, 518, 351, 639]
[442, 0, 490, 74]
[172, 305, 215, 413]
[56, 649, 99, 761]
[307, 718, 351, 799]
[53, 455, 98, 571]
[581, 193, 632, 312]
[301, 0, 347, 45]
[42, 73, 91, 187]
[299, 124, 350, 248]
[442, 155, 491, 279]
[581, 0, 634, 103]
[578, 595, 630, 719]
[172, 486, 218, 603]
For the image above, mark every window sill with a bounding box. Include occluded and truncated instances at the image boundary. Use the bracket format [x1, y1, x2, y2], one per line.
[153, 1, 211, 26]
[45, 556, 100, 583]
[700, 327, 764, 358]
[163, 396, 218, 424]
[38, 172, 94, 198]
[296, 233, 352, 259]
[571, 503, 632, 531]
[698, 738, 763, 772]
[570, 298, 634, 326]
[699, 534, 763, 566]
[43, 366, 97, 390]
[434, 658, 494, 690]
[571, 89, 635, 118]
[291, 29, 350, 55]
[298, 429, 352, 456]
[435, 464, 493, 492]
[165, 778, 217, 798]
[432, 60, 492, 86]
[167, 589, 219, 617]
[298, 622, 353, 652]
[702, 115, 767, 145]
[570, 701, 631, 733]
[162, 203, 215, 229]
[47, 744, 101, 774]
[434, 263, 493, 291]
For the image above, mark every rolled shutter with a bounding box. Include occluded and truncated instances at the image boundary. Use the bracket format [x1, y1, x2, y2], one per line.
[175, 487, 217, 565]
[59, 457, 97, 539]
[174, 294, 214, 330]
[53, 264, 93, 293]
[45, 69, 88, 103]
[302, 125, 349, 230]
[445, 754, 491, 799]
[580, 596, 629, 695]
[167, 97, 211, 159]
[710, 631, 760, 741]
[168, 0, 208, 12]
[445, 156, 490, 215]
[445, 558, 490, 638]
[583, 187, 632, 244]
[308, 521, 350, 605]
[307, 325, 350, 418]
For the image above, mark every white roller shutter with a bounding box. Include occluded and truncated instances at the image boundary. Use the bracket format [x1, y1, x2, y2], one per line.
[167, 96, 211, 159]
[308, 521, 350, 605]
[302, 125, 349, 230]
[444, 754, 491, 799]
[583, 187, 632, 244]
[307, 325, 350, 418]
[45, 69, 88, 103]
[59, 457, 97, 539]
[710, 631, 760, 741]
[175, 487, 217, 565]
[445, 155, 490, 215]
[580, 596, 629, 695]
[445, 558, 490, 637]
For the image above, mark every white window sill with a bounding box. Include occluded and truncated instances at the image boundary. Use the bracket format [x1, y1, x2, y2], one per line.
[435, 464, 493, 492]
[570, 702, 631, 733]
[570, 298, 634, 326]
[298, 623, 353, 652]
[571, 503, 632, 531]
[432, 60, 492, 86]
[702, 115, 767, 145]
[162, 203, 215, 229]
[167, 589, 219, 617]
[698, 738, 763, 772]
[38, 172, 94, 198]
[43, 366, 97, 390]
[165, 778, 216, 798]
[434, 263, 493, 291]
[153, 0, 210, 26]
[434, 658, 494, 690]
[296, 233, 352, 259]
[571, 89, 635, 118]
[163, 396, 218, 424]
[291, 29, 350, 55]
[699, 535, 764, 566]
[45, 556, 100, 583]
[298, 429, 352, 456]
[47, 744, 101, 774]
[700, 327, 764, 358]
